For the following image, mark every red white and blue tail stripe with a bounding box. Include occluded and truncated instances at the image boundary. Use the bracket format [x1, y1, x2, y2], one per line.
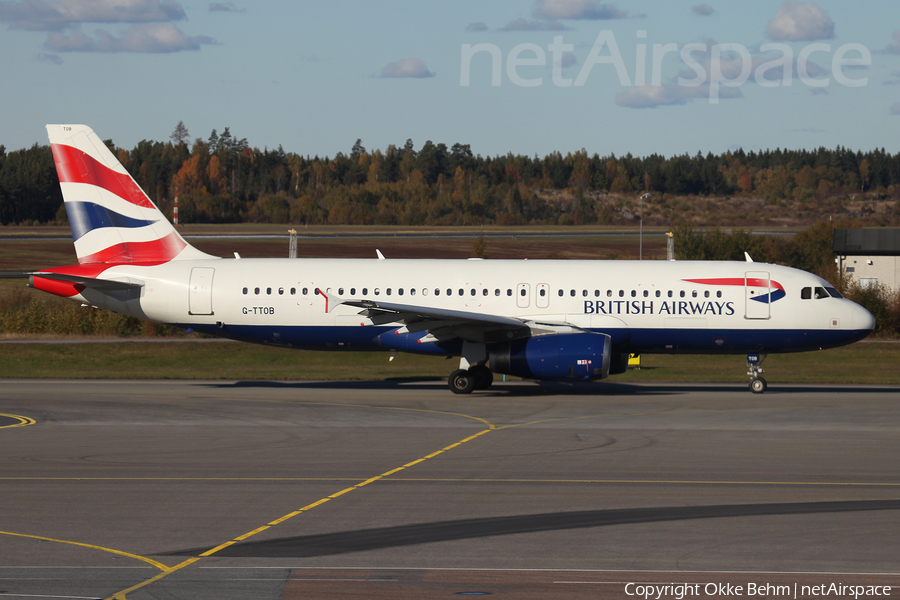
[46, 124, 214, 265]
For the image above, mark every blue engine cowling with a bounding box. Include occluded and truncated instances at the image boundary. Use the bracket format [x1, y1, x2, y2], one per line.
[489, 332, 612, 381]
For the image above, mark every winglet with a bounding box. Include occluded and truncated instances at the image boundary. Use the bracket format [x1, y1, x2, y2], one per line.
[376, 249, 386, 260]
[744, 252, 754, 263]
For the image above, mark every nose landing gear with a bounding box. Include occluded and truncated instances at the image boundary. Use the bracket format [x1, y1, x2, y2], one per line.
[747, 353, 767, 394]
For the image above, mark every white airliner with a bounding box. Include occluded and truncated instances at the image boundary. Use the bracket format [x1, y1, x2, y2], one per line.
[30, 125, 875, 394]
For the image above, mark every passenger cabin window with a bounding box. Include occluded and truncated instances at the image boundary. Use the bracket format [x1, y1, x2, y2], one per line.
[631, 290, 637, 298]
[558, 289, 564, 297]
[520, 289, 526, 297]
[507, 289, 513, 296]
[255, 287, 260, 295]
[483, 289, 488, 296]
[716, 291, 722, 298]
[290, 288, 296, 295]
[470, 289, 476, 296]
[540, 289, 546, 297]
[570, 290, 576, 297]
[350, 288, 356, 295]
[691, 290, 697, 298]
[494, 289, 500, 296]
[302, 287, 308, 295]
[362, 288, 368, 296]
[643, 290, 649, 298]
[278, 287, 284, 295]
[435, 289, 440, 296]
[668, 291, 673, 298]
[267, 288, 272, 295]
[398, 288, 404, 296]
[242, 287, 248, 295]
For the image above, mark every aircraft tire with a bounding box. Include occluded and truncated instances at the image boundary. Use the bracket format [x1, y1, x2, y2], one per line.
[749, 377, 767, 394]
[470, 365, 493, 390]
[449, 369, 475, 394]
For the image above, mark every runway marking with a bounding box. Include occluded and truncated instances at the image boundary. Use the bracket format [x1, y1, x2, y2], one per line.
[102, 427, 494, 599]
[0, 531, 169, 572]
[0, 414, 36, 429]
[2, 476, 897, 487]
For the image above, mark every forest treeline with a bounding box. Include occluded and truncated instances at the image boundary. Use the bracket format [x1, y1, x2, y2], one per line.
[2, 122, 900, 226]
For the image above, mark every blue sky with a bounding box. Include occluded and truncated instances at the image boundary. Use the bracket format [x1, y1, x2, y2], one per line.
[1, 0, 899, 159]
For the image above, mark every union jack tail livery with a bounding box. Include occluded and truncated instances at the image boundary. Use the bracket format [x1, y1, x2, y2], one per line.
[47, 124, 212, 264]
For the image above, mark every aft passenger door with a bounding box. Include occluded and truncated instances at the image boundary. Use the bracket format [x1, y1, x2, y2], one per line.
[745, 271, 770, 320]
[188, 267, 215, 315]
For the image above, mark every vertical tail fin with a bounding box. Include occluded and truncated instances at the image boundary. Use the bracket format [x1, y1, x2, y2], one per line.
[46, 124, 215, 265]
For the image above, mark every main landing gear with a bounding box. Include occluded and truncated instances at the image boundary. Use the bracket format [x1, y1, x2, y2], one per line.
[747, 353, 767, 394]
[448, 365, 493, 394]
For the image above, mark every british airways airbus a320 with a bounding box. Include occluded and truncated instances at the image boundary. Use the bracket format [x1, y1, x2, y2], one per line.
[29, 125, 875, 394]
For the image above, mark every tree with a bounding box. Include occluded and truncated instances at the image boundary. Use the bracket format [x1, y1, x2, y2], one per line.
[170, 121, 190, 146]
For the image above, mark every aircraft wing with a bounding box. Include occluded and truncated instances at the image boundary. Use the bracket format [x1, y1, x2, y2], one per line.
[317, 288, 575, 344]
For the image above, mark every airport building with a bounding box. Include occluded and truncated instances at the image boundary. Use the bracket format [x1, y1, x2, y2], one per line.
[833, 228, 900, 293]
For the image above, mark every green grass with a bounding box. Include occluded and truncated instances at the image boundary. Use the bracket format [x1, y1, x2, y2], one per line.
[0, 340, 897, 384]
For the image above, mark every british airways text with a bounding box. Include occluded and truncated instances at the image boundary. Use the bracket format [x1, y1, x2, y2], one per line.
[584, 300, 736, 316]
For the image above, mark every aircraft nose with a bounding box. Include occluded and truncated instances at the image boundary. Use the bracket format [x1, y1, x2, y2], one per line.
[853, 303, 876, 333]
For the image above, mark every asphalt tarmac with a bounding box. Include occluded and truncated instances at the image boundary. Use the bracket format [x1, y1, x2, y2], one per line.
[1, 379, 898, 599]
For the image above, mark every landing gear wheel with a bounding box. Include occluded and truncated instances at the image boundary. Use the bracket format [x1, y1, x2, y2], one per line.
[448, 369, 475, 394]
[470, 365, 493, 390]
[749, 377, 767, 394]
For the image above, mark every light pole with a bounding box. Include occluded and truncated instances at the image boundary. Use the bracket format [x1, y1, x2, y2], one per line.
[639, 193, 651, 260]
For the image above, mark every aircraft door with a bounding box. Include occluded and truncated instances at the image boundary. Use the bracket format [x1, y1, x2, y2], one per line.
[745, 271, 770, 320]
[189, 267, 215, 315]
[516, 283, 530, 308]
[536, 283, 549, 308]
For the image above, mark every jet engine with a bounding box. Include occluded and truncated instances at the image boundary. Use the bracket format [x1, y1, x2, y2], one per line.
[490, 332, 612, 381]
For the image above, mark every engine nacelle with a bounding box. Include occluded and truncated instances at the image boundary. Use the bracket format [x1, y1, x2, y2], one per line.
[490, 332, 612, 381]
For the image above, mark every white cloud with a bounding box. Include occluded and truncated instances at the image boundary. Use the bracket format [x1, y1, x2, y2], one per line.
[616, 83, 741, 109]
[0, 0, 185, 31]
[45, 22, 213, 52]
[881, 31, 900, 55]
[209, 2, 244, 13]
[465, 22, 488, 32]
[691, 4, 715, 16]
[378, 58, 435, 79]
[532, 0, 628, 20]
[765, 1, 834, 42]
[499, 18, 569, 32]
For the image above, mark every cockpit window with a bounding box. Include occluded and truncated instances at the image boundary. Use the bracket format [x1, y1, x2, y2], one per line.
[801, 287, 812, 300]
[814, 287, 829, 299]
[825, 286, 842, 299]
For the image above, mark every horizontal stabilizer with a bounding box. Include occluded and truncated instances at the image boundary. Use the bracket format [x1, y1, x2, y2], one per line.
[28, 271, 144, 291]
